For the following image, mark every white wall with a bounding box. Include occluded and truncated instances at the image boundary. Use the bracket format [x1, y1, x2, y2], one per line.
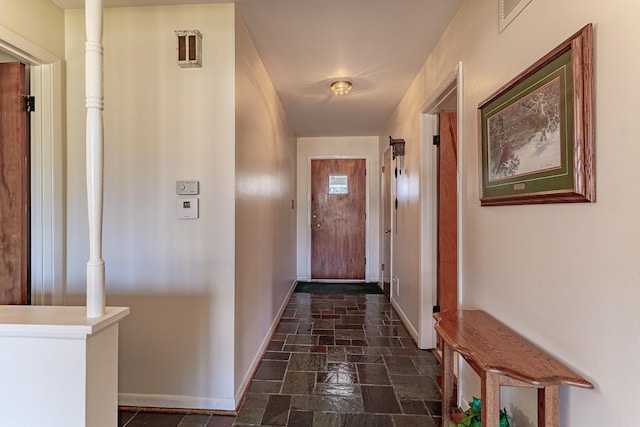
[383, 0, 640, 424]
[296, 136, 380, 282]
[234, 13, 297, 401]
[376, 79, 427, 331]
[65, 4, 237, 410]
[0, 0, 64, 59]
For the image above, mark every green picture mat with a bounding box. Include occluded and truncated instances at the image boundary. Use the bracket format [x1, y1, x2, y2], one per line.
[480, 49, 575, 199]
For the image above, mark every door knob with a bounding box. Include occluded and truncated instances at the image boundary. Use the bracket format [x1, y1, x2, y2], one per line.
[384, 228, 391, 233]
[316, 223, 321, 228]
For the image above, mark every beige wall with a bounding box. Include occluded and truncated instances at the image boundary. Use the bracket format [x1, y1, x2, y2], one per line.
[296, 136, 380, 282]
[0, 0, 64, 59]
[65, 4, 237, 410]
[234, 13, 297, 399]
[384, 0, 640, 424]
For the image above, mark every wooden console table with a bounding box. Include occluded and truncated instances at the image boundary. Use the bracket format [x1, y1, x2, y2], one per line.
[434, 310, 593, 427]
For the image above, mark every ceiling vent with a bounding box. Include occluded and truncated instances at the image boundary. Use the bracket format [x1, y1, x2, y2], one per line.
[499, 0, 533, 32]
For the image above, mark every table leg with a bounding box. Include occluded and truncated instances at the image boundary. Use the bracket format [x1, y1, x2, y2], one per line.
[442, 343, 454, 427]
[481, 371, 500, 427]
[538, 385, 559, 427]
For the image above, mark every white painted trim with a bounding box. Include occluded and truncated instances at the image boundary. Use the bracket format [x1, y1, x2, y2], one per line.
[456, 63, 465, 313]
[118, 393, 236, 412]
[0, 25, 59, 64]
[380, 148, 393, 295]
[85, 0, 106, 318]
[386, 148, 399, 305]
[0, 25, 65, 305]
[418, 114, 438, 350]
[391, 298, 419, 344]
[305, 155, 370, 281]
[234, 279, 298, 409]
[419, 61, 464, 350]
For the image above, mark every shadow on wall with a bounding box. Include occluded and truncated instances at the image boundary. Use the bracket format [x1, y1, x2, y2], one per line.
[68, 292, 218, 396]
[507, 403, 535, 427]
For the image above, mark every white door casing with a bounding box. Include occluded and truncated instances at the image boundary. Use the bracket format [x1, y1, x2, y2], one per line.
[0, 24, 65, 305]
[419, 61, 464, 349]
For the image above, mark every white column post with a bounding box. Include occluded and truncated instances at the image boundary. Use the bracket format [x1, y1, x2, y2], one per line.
[85, 0, 105, 318]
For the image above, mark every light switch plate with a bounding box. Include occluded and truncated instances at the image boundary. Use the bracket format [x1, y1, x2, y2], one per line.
[176, 180, 199, 195]
[177, 198, 199, 219]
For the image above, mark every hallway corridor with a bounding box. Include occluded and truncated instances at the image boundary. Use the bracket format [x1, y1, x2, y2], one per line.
[233, 292, 442, 426]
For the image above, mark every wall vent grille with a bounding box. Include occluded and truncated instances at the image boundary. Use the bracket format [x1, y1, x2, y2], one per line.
[500, 0, 533, 32]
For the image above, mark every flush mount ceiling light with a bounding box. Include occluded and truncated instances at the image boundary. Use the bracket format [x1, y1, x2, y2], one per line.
[330, 80, 353, 95]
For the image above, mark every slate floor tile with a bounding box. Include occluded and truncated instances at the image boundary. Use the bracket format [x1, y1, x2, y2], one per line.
[288, 352, 326, 371]
[206, 415, 235, 427]
[357, 363, 391, 385]
[178, 414, 211, 427]
[126, 412, 184, 427]
[254, 360, 288, 381]
[340, 413, 394, 427]
[121, 293, 442, 427]
[287, 410, 313, 427]
[361, 386, 401, 414]
[261, 394, 291, 426]
[282, 371, 316, 394]
[392, 414, 438, 427]
[389, 374, 441, 400]
[119, 410, 136, 426]
[236, 393, 270, 424]
[384, 356, 420, 375]
[399, 399, 429, 415]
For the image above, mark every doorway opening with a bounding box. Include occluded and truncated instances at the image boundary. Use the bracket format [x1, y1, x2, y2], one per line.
[0, 27, 65, 305]
[418, 62, 463, 349]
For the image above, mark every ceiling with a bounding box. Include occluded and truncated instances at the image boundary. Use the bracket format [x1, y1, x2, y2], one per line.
[53, 0, 463, 137]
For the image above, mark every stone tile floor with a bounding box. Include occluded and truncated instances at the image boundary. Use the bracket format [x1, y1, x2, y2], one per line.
[119, 410, 234, 427]
[119, 292, 443, 427]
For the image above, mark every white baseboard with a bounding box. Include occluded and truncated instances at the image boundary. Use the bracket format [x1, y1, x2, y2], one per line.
[233, 279, 298, 406]
[119, 281, 297, 413]
[118, 393, 235, 411]
[390, 297, 420, 345]
[296, 277, 381, 283]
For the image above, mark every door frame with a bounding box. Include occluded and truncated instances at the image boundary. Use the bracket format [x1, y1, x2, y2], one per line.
[0, 25, 65, 305]
[419, 61, 464, 349]
[306, 155, 370, 282]
[380, 148, 393, 298]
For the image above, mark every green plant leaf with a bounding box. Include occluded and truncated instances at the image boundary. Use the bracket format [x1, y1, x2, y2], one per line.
[455, 397, 513, 426]
[470, 397, 482, 413]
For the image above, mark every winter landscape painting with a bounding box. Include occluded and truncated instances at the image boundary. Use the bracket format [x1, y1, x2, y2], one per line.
[478, 24, 595, 206]
[487, 77, 562, 182]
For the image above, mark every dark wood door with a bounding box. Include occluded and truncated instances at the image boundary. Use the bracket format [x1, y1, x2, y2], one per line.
[311, 159, 366, 280]
[0, 62, 28, 304]
[438, 112, 457, 313]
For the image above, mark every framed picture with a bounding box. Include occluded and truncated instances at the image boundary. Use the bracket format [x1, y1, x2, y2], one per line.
[478, 24, 594, 206]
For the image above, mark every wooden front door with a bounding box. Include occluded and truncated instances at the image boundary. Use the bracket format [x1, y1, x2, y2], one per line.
[437, 112, 457, 312]
[0, 62, 29, 304]
[311, 159, 366, 280]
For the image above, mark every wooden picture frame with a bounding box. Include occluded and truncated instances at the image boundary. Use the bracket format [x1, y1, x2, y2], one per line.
[478, 24, 594, 206]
